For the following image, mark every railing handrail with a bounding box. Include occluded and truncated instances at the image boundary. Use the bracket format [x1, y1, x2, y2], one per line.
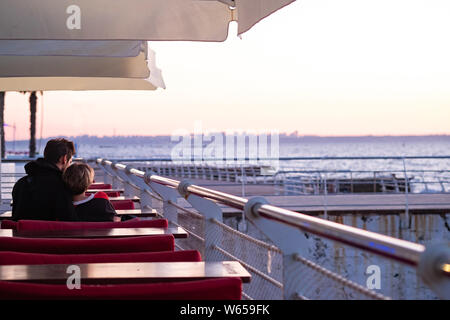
[277, 169, 450, 174]
[83, 155, 450, 162]
[96, 158, 427, 267]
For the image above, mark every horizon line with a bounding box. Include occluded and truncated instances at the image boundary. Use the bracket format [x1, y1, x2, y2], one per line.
[6, 133, 450, 142]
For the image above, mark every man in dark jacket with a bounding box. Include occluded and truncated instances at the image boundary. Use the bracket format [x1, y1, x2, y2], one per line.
[12, 138, 78, 221]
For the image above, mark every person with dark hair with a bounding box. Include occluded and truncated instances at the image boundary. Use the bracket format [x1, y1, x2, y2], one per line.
[11, 138, 78, 221]
[62, 163, 116, 222]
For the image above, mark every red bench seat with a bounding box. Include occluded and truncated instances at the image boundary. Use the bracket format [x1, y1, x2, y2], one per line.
[1, 220, 17, 230]
[89, 183, 112, 189]
[0, 250, 201, 265]
[0, 235, 174, 254]
[16, 218, 168, 232]
[0, 277, 242, 300]
[111, 200, 135, 210]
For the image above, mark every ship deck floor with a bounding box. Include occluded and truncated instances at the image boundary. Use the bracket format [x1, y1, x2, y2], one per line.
[172, 178, 450, 215]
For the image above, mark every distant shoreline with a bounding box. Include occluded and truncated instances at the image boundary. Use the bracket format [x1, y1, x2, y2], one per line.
[6, 134, 450, 144]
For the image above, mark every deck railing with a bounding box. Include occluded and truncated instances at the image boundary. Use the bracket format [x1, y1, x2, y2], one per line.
[77, 156, 450, 195]
[85, 156, 450, 233]
[3, 156, 450, 195]
[91, 158, 449, 300]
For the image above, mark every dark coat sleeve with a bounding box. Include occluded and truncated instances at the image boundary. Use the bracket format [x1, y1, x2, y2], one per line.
[75, 198, 116, 222]
[101, 200, 116, 222]
[11, 176, 27, 221]
[56, 190, 79, 221]
[53, 184, 79, 221]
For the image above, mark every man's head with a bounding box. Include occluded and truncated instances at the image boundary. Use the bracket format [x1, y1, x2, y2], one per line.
[62, 163, 95, 196]
[44, 138, 75, 171]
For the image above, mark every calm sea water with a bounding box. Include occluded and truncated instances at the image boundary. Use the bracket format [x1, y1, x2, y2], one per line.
[6, 136, 450, 173]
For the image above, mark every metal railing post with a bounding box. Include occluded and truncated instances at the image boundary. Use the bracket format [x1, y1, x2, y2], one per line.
[146, 174, 178, 224]
[402, 157, 410, 229]
[93, 161, 107, 185]
[244, 197, 309, 299]
[202, 163, 206, 180]
[98, 160, 114, 186]
[113, 167, 137, 198]
[323, 173, 328, 220]
[125, 171, 155, 211]
[417, 243, 450, 299]
[194, 164, 198, 179]
[350, 171, 354, 193]
[178, 180, 223, 261]
[252, 166, 257, 184]
[439, 174, 445, 193]
[98, 161, 118, 188]
[109, 163, 121, 189]
[241, 163, 245, 197]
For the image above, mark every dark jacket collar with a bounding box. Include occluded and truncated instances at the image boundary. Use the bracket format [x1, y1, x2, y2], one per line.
[24, 158, 61, 176]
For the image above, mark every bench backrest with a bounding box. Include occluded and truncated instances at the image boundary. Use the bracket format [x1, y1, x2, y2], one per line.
[0, 277, 242, 300]
[88, 183, 112, 189]
[0, 220, 17, 230]
[0, 235, 174, 254]
[85, 191, 121, 197]
[11, 227, 187, 239]
[16, 218, 168, 232]
[0, 261, 250, 283]
[0, 250, 201, 265]
[111, 200, 135, 210]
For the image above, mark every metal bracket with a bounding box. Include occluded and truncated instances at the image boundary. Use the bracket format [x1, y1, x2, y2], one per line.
[147, 175, 179, 223]
[417, 242, 450, 299]
[124, 165, 134, 174]
[148, 179, 178, 203]
[217, 0, 236, 8]
[244, 196, 269, 218]
[244, 196, 309, 299]
[184, 193, 223, 261]
[113, 167, 137, 197]
[244, 197, 308, 255]
[96, 160, 114, 185]
[186, 194, 222, 222]
[177, 179, 193, 198]
[143, 171, 154, 185]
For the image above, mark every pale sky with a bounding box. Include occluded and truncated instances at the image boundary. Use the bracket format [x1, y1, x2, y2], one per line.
[4, 0, 450, 141]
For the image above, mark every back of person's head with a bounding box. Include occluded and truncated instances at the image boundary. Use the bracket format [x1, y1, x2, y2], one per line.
[63, 163, 94, 195]
[44, 138, 75, 165]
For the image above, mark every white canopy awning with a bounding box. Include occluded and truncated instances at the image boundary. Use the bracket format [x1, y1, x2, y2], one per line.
[0, 0, 295, 41]
[0, 46, 165, 91]
[0, 77, 159, 91]
[0, 52, 150, 78]
[0, 40, 144, 57]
